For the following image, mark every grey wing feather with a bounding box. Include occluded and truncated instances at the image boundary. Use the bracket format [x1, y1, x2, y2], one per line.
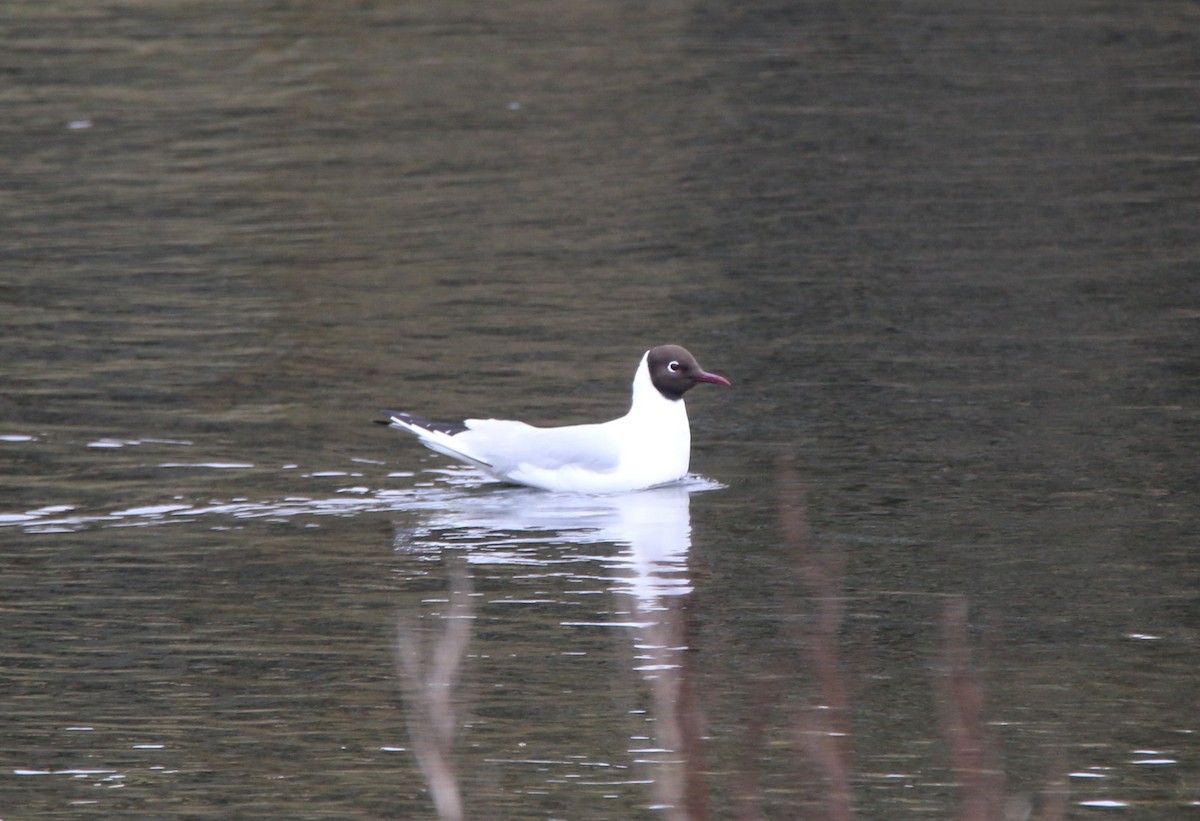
[461, 419, 621, 474]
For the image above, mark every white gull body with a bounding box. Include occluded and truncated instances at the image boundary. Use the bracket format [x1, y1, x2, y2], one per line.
[381, 345, 730, 493]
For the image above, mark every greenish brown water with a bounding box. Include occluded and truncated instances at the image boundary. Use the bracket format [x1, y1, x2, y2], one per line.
[2, 1, 1197, 817]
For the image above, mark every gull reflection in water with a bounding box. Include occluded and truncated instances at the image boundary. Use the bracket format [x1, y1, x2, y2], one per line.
[392, 478, 717, 820]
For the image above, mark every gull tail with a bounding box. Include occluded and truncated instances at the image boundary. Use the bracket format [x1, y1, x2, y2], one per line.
[377, 409, 493, 471]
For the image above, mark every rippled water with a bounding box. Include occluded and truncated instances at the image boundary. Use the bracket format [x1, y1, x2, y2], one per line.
[3, 0, 1197, 818]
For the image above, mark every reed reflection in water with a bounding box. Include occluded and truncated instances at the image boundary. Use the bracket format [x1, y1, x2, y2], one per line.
[390, 465, 1075, 820]
[396, 559, 473, 821]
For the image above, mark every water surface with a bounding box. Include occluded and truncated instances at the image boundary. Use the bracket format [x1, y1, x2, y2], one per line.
[2, 0, 1197, 817]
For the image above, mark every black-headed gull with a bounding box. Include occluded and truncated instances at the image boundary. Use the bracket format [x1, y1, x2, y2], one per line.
[379, 345, 730, 493]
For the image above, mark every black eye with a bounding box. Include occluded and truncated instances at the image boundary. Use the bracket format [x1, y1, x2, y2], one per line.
[667, 360, 682, 373]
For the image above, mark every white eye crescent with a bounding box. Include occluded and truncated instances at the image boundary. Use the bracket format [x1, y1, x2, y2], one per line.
[667, 360, 681, 373]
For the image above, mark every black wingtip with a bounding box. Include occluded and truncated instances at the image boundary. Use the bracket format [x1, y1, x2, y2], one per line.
[376, 410, 468, 435]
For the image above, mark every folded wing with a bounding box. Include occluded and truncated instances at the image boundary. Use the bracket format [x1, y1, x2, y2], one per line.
[459, 419, 621, 475]
[382, 410, 622, 482]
